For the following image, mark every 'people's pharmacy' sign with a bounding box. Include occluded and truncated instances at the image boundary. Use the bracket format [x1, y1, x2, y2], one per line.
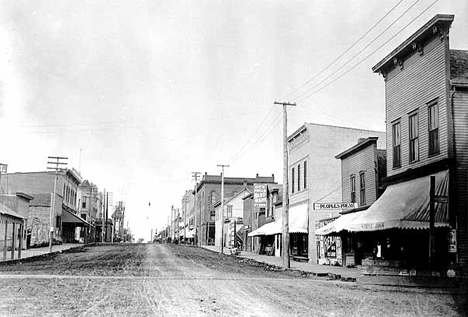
[313, 202, 358, 210]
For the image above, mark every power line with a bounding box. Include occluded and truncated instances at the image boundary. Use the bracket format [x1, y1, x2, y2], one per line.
[296, 0, 440, 104]
[295, 0, 423, 103]
[278, 0, 405, 102]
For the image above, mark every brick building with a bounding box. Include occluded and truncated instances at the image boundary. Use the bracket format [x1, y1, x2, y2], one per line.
[194, 173, 275, 245]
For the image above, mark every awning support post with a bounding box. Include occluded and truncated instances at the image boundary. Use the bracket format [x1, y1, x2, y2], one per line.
[11, 222, 16, 260]
[3, 221, 7, 261]
[429, 176, 435, 266]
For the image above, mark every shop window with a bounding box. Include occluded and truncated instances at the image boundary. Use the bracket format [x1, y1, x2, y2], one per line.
[409, 111, 419, 162]
[350, 175, 356, 203]
[428, 100, 439, 155]
[392, 120, 401, 168]
[359, 172, 366, 206]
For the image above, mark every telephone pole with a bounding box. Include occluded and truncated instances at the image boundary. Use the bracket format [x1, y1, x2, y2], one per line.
[47, 156, 68, 252]
[217, 164, 229, 255]
[182, 195, 189, 245]
[192, 172, 201, 247]
[274, 101, 296, 269]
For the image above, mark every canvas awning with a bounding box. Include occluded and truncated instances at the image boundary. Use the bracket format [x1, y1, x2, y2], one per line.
[315, 212, 362, 235]
[248, 220, 281, 237]
[289, 203, 308, 233]
[248, 203, 308, 237]
[342, 170, 450, 232]
[0, 203, 25, 225]
[62, 209, 94, 227]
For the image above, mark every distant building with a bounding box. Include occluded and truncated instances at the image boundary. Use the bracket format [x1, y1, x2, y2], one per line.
[194, 173, 276, 245]
[5, 170, 93, 244]
[288, 123, 386, 264]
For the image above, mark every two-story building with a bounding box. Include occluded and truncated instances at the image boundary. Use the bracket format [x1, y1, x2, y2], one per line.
[316, 137, 386, 266]
[194, 173, 276, 245]
[5, 169, 93, 245]
[330, 15, 467, 278]
[288, 123, 386, 263]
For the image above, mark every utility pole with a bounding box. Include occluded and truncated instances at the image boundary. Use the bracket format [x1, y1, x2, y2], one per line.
[47, 156, 68, 253]
[182, 195, 189, 245]
[429, 176, 435, 266]
[192, 172, 201, 247]
[105, 191, 109, 242]
[274, 101, 296, 269]
[217, 164, 229, 255]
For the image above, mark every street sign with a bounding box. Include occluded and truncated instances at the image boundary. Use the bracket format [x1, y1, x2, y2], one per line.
[434, 195, 448, 203]
[313, 202, 358, 210]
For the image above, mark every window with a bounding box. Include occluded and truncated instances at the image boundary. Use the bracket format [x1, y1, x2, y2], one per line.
[227, 205, 233, 218]
[297, 164, 301, 191]
[81, 214, 87, 220]
[392, 121, 401, 168]
[350, 175, 356, 203]
[211, 191, 216, 207]
[304, 161, 307, 189]
[291, 167, 295, 193]
[210, 210, 215, 221]
[82, 201, 87, 209]
[409, 112, 419, 162]
[359, 172, 366, 206]
[428, 101, 439, 155]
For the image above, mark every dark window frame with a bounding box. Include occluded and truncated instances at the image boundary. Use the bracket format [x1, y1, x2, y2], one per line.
[409, 111, 419, 163]
[350, 175, 356, 203]
[428, 100, 439, 156]
[297, 164, 301, 192]
[292, 167, 295, 194]
[303, 161, 307, 189]
[359, 172, 366, 206]
[392, 120, 401, 168]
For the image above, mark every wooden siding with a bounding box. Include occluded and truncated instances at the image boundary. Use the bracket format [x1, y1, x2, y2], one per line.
[341, 144, 378, 206]
[453, 90, 468, 271]
[386, 36, 449, 177]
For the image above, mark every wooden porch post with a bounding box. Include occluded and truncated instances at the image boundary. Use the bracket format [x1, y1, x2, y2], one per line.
[11, 222, 16, 260]
[3, 221, 7, 261]
[18, 223, 23, 259]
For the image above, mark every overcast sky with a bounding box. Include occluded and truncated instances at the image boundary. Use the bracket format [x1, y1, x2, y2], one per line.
[1, 0, 467, 240]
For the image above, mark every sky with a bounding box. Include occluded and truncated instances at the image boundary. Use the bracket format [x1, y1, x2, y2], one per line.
[0, 0, 467, 241]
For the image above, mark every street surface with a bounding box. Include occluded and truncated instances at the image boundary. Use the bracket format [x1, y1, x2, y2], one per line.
[0, 244, 465, 317]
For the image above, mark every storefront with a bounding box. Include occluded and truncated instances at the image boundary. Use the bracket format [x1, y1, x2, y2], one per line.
[316, 171, 455, 275]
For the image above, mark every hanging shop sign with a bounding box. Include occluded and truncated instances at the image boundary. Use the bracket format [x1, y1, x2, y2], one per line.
[448, 229, 457, 253]
[313, 202, 358, 210]
[254, 184, 267, 208]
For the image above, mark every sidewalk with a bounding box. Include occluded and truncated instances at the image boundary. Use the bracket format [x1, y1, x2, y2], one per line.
[1, 243, 83, 262]
[201, 245, 359, 281]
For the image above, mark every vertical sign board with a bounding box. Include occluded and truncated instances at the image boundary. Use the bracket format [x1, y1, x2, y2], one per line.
[448, 229, 457, 253]
[254, 184, 267, 208]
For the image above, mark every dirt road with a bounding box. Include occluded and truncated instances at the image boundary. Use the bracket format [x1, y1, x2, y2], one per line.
[0, 244, 465, 316]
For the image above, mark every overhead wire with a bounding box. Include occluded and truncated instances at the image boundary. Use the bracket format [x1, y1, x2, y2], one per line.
[278, 0, 405, 102]
[294, 0, 423, 102]
[296, 0, 440, 104]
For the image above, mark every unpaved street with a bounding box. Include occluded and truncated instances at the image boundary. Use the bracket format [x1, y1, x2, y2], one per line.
[0, 244, 465, 316]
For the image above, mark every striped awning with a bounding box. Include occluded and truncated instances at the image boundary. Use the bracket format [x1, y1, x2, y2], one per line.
[342, 170, 450, 232]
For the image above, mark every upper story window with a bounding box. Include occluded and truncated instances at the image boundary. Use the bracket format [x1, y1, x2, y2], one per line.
[409, 111, 419, 163]
[82, 201, 87, 209]
[297, 164, 301, 192]
[428, 100, 439, 155]
[303, 161, 307, 189]
[350, 175, 356, 203]
[291, 167, 295, 194]
[392, 120, 401, 168]
[227, 205, 233, 218]
[359, 172, 366, 206]
[211, 191, 216, 207]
